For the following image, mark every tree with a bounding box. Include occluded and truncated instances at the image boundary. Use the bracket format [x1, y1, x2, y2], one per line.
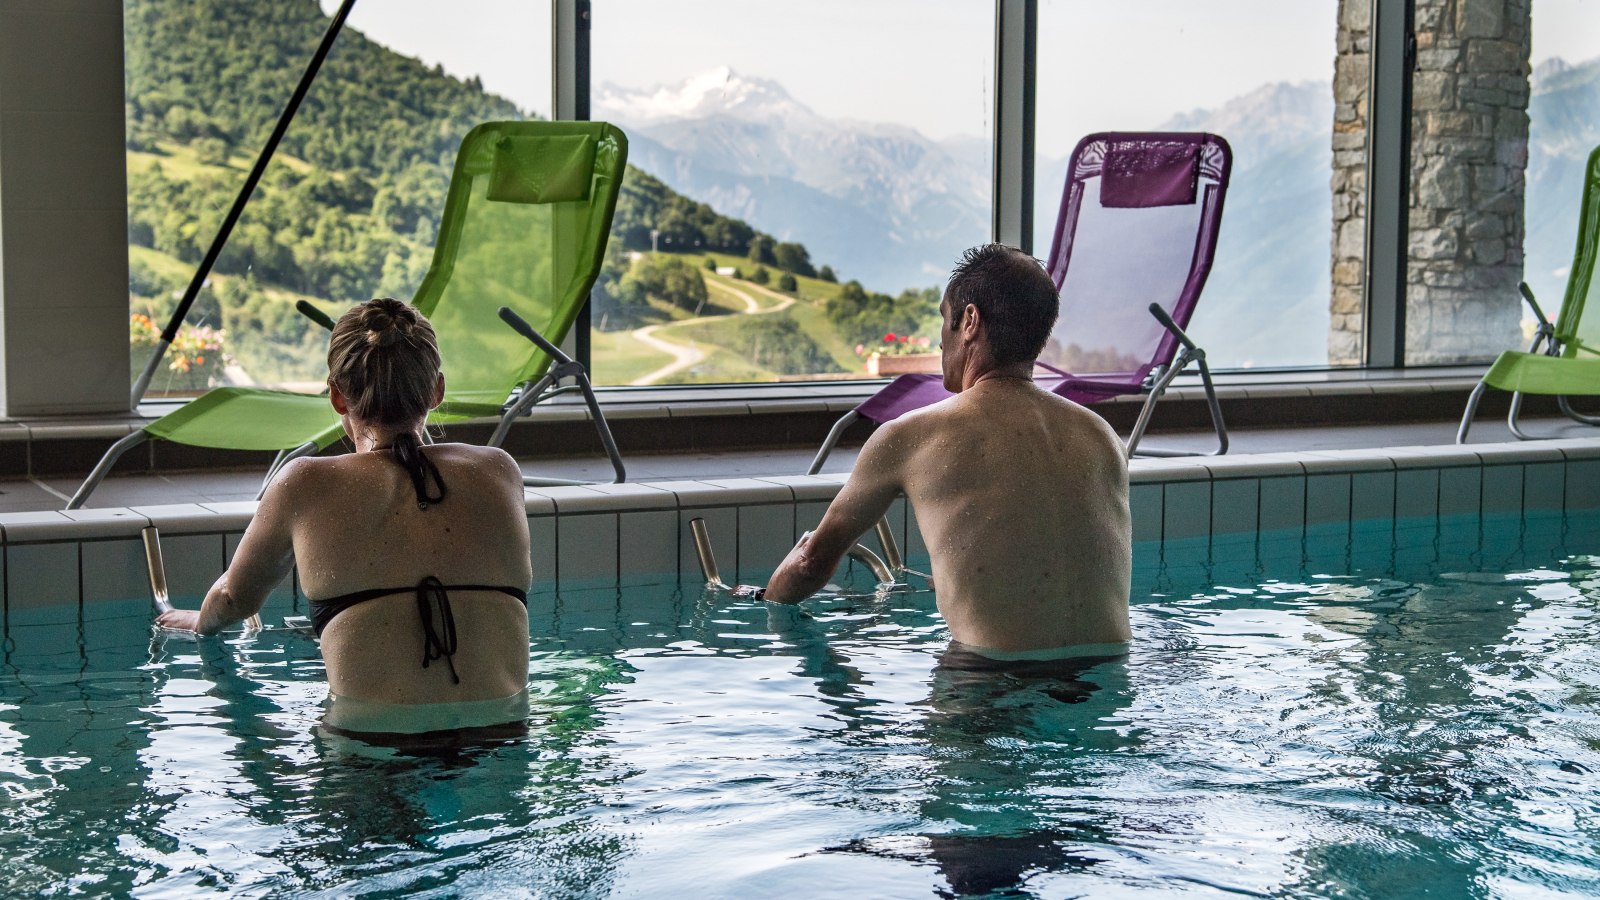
[773, 242, 815, 278]
[615, 254, 708, 311]
[747, 234, 776, 265]
[194, 136, 231, 166]
[824, 281, 938, 347]
[609, 165, 755, 254]
[751, 265, 770, 285]
[778, 272, 797, 292]
[818, 265, 837, 283]
[703, 256, 717, 271]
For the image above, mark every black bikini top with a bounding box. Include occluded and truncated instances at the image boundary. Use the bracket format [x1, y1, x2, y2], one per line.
[309, 580, 529, 683]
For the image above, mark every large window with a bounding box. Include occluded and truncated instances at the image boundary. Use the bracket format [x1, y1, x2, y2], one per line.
[124, 0, 549, 397]
[1526, 0, 1600, 343]
[1034, 0, 1342, 369]
[588, 0, 993, 386]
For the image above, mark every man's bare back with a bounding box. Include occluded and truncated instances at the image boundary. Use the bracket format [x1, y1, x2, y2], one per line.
[763, 245, 1132, 654]
[765, 378, 1130, 652]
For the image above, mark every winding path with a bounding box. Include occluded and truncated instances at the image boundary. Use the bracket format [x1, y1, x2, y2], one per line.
[627, 277, 796, 386]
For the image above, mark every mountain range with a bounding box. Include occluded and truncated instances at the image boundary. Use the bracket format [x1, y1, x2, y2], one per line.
[598, 60, 1599, 370]
[601, 69, 1338, 368]
[594, 68, 990, 294]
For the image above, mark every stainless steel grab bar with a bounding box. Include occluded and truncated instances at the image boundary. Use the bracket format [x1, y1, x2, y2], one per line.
[142, 526, 261, 634]
[689, 518, 731, 590]
[690, 518, 906, 595]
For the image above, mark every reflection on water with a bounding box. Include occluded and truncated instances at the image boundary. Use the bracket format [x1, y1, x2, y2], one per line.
[0, 512, 1596, 897]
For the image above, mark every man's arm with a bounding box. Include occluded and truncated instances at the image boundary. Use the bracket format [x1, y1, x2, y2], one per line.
[762, 421, 910, 604]
[155, 461, 301, 635]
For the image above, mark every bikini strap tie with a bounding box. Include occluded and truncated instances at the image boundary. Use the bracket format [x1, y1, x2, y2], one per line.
[390, 431, 446, 510]
[415, 576, 460, 684]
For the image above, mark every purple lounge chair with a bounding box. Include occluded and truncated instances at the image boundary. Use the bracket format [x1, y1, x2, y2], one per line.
[808, 132, 1233, 475]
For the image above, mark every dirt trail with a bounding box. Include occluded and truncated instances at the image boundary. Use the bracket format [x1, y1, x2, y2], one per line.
[627, 278, 796, 386]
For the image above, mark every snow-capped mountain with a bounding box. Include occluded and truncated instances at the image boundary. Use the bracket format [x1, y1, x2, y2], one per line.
[595, 67, 990, 291]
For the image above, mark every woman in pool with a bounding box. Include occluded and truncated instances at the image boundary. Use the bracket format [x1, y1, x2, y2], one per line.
[158, 298, 533, 735]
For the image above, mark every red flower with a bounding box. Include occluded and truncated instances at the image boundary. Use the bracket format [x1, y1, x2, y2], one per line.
[884, 333, 896, 342]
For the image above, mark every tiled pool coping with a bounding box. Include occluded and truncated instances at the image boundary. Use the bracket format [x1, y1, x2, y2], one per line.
[1, 438, 1596, 613]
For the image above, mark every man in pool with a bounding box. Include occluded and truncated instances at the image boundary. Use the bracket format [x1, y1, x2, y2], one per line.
[757, 244, 1132, 664]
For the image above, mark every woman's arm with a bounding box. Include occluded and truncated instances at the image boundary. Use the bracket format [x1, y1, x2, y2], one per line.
[155, 461, 302, 635]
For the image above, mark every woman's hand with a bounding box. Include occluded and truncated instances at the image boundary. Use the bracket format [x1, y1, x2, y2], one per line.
[155, 609, 204, 633]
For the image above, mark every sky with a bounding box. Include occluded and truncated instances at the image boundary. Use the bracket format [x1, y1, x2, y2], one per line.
[327, 0, 1600, 150]
[1535, 0, 1600, 65]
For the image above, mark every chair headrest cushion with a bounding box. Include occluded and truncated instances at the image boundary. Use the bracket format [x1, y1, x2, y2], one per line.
[1100, 142, 1200, 209]
[487, 134, 596, 204]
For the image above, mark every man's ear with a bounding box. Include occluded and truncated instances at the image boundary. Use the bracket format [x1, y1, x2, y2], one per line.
[961, 302, 983, 339]
[329, 381, 349, 415]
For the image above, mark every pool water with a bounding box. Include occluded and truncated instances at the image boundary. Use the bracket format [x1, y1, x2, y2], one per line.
[3, 512, 1599, 898]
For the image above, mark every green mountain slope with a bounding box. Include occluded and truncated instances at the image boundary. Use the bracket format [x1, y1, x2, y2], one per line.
[124, 0, 893, 390]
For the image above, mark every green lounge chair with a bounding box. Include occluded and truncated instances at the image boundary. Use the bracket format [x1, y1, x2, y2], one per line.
[69, 120, 628, 509]
[1457, 145, 1600, 443]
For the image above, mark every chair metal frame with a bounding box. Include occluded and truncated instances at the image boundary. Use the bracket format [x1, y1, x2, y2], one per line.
[1457, 282, 1600, 443]
[493, 307, 625, 486]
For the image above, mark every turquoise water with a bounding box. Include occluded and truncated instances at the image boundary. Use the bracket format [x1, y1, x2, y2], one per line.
[2, 512, 1599, 898]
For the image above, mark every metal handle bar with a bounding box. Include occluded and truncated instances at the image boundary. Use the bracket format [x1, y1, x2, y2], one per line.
[499, 307, 575, 366]
[142, 526, 262, 634]
[1148, 303, 1198, 352]
[1519, 282, 1552, 331]
[296, 300, 338, 331]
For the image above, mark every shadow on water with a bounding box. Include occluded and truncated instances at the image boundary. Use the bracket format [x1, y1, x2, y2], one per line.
[827, 830, 1102, 898]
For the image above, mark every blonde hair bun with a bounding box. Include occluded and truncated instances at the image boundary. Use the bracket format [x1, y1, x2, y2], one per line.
[328, 298, 441, 426]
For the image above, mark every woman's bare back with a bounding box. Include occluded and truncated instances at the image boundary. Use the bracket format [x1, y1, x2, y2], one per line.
[278, 443, 532, 703]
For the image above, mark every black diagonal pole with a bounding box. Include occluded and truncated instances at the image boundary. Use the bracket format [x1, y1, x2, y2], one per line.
[131, 0, 358, 408]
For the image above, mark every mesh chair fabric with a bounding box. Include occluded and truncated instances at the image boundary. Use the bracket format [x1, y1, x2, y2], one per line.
[1482, 350, 1600, 395]
[1558, 144, 1600, 359]
[142, 387, 345, 451]
[136, 121, 626, 459]
[1040, 133, 1231, 391]
[414, 121, 627, 422]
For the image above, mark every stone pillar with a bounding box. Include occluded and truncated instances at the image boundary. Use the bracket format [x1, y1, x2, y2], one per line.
[1330, 0, 1371, 366]
[1331, 0, 1531, 366]
[0, 0, 130, 416]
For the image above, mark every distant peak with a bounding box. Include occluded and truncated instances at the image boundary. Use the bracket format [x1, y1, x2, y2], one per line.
[595, 67, 809, 126]
[1532, 56, 1571, 85]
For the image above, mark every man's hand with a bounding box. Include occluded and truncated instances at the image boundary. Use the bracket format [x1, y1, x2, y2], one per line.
[155, 608, 204, 633]
[729, 584, 767, 600]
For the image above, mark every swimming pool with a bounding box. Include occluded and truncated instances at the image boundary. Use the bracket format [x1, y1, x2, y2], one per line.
[2, 509, 1597, 897]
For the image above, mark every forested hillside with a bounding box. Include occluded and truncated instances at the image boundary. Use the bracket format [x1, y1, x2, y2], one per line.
[124, 0, 848, 390]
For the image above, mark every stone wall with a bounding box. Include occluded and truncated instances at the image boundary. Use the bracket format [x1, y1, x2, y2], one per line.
[1330, 1, 1372, 365]
[1330, 0, 1531, 365]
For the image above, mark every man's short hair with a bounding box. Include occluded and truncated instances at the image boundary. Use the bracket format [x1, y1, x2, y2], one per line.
[944, 244, 1059, 365]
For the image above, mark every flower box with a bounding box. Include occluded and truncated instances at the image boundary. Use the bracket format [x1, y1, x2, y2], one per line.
[866, 352, 942, 377]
